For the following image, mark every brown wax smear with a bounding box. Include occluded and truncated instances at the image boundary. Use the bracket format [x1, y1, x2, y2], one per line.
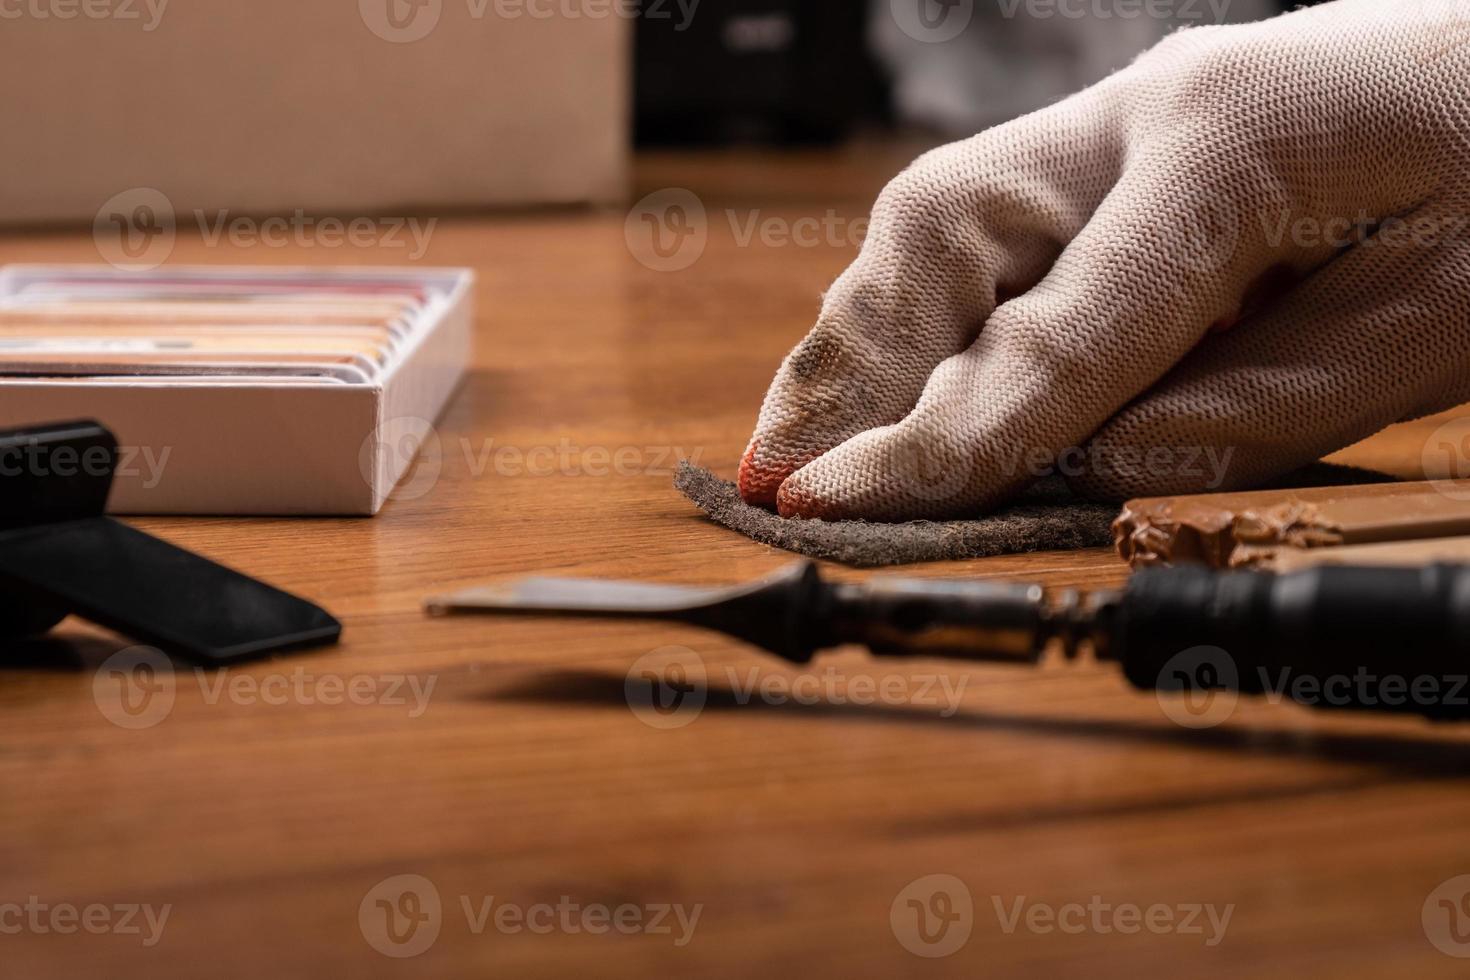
[1115, 478, 1468, 570]
[677, 462, 1116, 567]
[1263, 535, 1470, 573]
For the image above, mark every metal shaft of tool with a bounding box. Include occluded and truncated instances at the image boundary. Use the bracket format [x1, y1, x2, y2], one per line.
[426, 561, 1110, 665]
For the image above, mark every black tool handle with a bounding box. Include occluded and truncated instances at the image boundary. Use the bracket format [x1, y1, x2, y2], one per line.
[1112, 564, 1470, 720]
[0, 419, 341, 662]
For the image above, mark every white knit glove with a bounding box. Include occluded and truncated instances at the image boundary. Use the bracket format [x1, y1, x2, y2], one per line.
[740, 0, 1470, 521]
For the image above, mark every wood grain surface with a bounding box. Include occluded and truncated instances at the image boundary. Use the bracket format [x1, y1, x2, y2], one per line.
[2, 149, 1470, 978]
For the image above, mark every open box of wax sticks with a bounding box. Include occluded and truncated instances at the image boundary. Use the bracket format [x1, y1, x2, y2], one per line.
[0, 265, 473, 515]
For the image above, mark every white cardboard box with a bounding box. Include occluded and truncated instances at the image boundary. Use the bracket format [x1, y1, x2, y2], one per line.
[0, 265, 473, 515]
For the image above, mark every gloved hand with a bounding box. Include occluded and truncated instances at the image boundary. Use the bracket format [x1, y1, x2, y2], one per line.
[739, 0, 1470, 521]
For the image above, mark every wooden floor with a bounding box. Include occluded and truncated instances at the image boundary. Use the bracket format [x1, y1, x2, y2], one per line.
[3, 148, 1470, 978]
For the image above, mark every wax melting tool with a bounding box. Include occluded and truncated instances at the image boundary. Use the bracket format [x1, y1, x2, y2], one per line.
[0, 420, 341, 662]
[428, 561, 1470, 720]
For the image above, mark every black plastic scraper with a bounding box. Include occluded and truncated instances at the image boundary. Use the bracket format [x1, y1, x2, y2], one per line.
[0, 420, 341, 663]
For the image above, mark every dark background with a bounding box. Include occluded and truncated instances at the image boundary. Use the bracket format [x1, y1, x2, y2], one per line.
[636, 0, 1330, 146]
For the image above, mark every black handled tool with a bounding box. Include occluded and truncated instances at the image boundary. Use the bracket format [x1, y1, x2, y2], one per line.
[427, 561, 1470, 720]
[0, 420, 340, 663]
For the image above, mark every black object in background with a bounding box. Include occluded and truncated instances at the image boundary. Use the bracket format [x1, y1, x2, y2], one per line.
[635, 0, 888, 145]
[0, 420, 341, 663]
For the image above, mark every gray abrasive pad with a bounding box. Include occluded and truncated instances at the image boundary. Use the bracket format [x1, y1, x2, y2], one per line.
[675, 462, 1117, 567]
[674, 461, 1398, 568]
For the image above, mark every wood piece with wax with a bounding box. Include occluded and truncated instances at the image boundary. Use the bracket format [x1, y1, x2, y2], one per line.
[1113, 481, 1470, 569]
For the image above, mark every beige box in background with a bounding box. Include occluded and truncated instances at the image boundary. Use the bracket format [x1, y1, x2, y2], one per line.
[0, 1, 629, 226]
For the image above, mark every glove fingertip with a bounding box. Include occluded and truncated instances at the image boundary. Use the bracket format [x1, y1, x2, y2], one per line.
[737, 441, 787, 507]
[775, 473, 848, 521]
